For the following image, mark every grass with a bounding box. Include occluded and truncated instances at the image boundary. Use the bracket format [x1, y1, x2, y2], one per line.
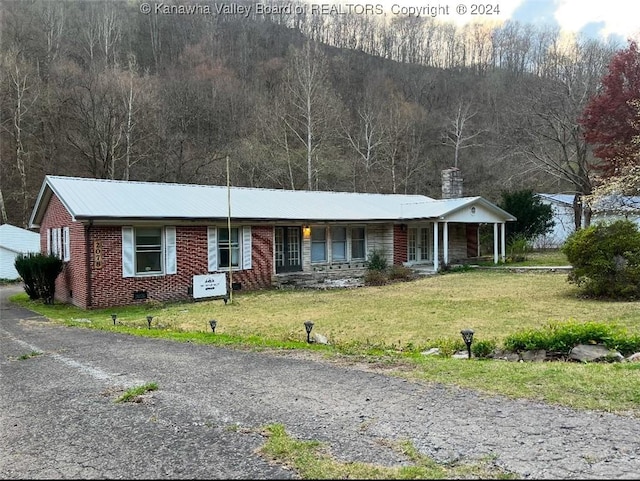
[10, 267, 640, 416]
[114, 382, 158, 403]
[475, 249, 570, 267]
[258, 423, 515, 479]
[17, 350, 42, 360]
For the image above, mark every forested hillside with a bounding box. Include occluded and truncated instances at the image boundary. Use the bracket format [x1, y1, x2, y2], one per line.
[0, 0, 621, 227]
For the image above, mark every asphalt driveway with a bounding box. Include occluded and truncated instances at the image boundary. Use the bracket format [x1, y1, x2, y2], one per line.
[1, 284, 639, 479]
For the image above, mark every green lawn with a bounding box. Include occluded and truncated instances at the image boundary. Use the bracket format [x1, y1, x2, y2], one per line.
[11, 268, 640, 416]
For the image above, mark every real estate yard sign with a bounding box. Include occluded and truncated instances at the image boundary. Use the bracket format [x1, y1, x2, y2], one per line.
[193, 273, 227, 299]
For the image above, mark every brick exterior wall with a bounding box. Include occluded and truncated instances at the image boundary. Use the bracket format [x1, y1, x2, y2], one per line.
[393, 225, 408, 265]
[40, 194, 88, 308]
[39, 193, 275, 309]
[88, 225, 274, 309]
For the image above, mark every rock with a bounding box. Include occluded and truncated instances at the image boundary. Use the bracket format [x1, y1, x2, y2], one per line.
[313, 333, 329, 345]
[626, 352, 640, 362]
[492, 349, 520, 362]
[452, 350, 470, 359]
[520, 350, 547, 362]
[421, 348, 441, 356]
[569, 344, 624, 363]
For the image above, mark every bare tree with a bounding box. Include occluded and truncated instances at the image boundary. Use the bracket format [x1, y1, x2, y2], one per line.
[510, 40, 615, 230]
[0, 49, 40, 226]
[66, 71, 125, 179]
[441, 100, 486, 168]
[341, 87, 387, 192]
[281, 41, 340, 190]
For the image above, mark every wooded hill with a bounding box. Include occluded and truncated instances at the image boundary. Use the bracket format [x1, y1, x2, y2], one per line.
[0, 0, 622, 227]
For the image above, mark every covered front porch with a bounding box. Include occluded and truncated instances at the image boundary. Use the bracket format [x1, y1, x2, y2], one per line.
[400, 196, 515, 271]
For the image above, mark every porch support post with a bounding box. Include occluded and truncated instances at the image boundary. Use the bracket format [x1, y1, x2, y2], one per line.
[493, 222, 499, 264]
[443, 221, 449, 266]
[433, 221, 439, 271]
[501, 222, 506, 263]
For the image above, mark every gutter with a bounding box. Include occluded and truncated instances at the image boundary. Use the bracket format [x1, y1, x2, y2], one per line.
[85, 220, 92, 309]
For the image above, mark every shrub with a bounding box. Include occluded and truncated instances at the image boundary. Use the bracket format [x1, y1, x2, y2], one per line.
[503, 320, 639, 356]
[14, 253, 63, 304]
[429, 337, 465, 357]
[364, 270, 387, 286]
[562, 219, 640, 299]
[366, 248, 388, 272]
[14, 254, 39, 300]
[472, 339, 497, 358]
[506, 234, 532, 262]
[387, 264, 413, 281]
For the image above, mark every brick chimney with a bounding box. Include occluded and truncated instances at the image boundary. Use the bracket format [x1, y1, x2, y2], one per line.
[442, 167, 463, 199]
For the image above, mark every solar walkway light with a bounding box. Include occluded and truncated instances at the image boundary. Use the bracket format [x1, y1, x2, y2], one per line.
[304, 320, 314, 343]
[209, 319, 217, 333]
[111, 314, 117, 326]
[146, 315, 153, 329]
[460, 329, 474, 360]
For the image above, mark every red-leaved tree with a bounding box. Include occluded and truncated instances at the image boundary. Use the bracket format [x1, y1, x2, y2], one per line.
[580, 40, 640, 177]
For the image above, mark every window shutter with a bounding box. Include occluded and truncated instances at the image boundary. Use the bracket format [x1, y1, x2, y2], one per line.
[207, 226, 217, 271]
[122, 227, 134, 277]
[165, 226, 177, 275]
[63, 227, 70, 261]
[46, 229, 51, 255]
[242, 226, 252, 269]
[55, 228, 62, 258]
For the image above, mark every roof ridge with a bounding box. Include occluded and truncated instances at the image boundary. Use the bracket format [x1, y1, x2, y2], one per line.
[46, 175, 432, 198]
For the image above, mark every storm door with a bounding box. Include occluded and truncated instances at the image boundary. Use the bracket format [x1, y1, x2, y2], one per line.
[275, 227, 302, 273]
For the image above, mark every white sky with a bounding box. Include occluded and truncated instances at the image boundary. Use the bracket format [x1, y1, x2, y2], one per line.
[376, 0, 640, 41]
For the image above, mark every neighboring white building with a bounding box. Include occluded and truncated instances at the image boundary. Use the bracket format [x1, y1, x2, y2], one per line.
[533, 194, 640, 249]
[0, 224, 40, 280]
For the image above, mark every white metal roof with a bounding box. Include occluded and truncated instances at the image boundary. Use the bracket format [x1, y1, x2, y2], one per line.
[0, 224, 40, 253]
[30, 176, 515, 226]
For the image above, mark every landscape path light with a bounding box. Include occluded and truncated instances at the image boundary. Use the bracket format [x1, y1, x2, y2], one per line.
[146, 315, 153, 329]
[209, 319, 217, 333]
[460, 329, 474, 360]
[304, 320, 314, 343]
[111, 314, 117, 326]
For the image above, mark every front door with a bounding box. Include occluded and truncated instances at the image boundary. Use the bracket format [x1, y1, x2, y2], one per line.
[275, 226, 302, 273]
[407, 226, 433, 263]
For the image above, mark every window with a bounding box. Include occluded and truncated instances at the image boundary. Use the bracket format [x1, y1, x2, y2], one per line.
[47, 227, 70, 262]
[218, 227, 240, 268]
[207, 226, 252, 271]
[331, 226, 347, 261]
[311, 226, 327, 263]
[122, 226, 176, 277]
[135, 227, 163, 274]
[351, 227, 365, 260]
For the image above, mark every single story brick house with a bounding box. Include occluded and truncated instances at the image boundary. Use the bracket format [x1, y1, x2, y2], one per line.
[29, 175, 515, 309]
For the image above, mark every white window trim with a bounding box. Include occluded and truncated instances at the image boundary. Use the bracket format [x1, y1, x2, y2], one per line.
[47, 227, 70, 261]
[122, 226, 177, 278]
[207, 225, 252, 272]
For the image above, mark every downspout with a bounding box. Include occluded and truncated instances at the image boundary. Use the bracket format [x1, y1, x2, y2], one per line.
[85, 220, 93, 309]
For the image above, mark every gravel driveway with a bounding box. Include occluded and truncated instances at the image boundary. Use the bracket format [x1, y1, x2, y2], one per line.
[1, 284, 639, 479]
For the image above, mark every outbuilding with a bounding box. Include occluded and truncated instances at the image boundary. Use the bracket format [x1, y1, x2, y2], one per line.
[0, 224, 40, 280]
